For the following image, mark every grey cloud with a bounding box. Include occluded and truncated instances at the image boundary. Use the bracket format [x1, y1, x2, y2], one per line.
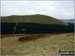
[1, 1, 74, 19]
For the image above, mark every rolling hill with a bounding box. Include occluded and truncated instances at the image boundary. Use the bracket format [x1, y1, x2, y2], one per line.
[1, 14, 68, 25]
[1, 14, 74, 34]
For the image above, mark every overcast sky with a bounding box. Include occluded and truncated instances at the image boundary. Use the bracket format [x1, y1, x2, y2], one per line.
[1, 1, 74, 19]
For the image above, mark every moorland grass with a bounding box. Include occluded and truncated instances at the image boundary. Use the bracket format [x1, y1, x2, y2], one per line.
[1, 33, 74, 56]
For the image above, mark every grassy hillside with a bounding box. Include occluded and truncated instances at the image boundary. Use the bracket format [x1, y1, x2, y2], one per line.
[1, 14, 68, 25]
[1, 33, 74, 55]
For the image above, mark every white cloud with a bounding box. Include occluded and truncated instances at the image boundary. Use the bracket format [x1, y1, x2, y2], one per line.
[41, 3, 56, 11]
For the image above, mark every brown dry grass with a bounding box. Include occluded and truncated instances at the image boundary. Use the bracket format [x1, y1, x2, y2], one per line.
[0, 34, 60, 42]
[0, 33, 74, 42]
[1, 32, 74, 38]
[66, 33, 74, 36]
[0, 34, 51, 38]
[1, 33, 74, 55]
[18, 34, 50, 42]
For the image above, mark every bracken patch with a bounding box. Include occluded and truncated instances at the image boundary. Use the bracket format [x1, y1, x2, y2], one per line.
[18, 34, 50, 42]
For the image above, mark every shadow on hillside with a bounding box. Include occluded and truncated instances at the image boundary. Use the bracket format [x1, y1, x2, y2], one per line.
[1, 23, 74, 34]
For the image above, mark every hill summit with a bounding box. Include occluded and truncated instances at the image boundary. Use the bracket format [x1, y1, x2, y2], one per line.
[1, 14, 68, 25]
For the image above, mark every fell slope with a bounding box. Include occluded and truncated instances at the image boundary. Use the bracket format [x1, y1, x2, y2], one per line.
[1, 14, 68, 25]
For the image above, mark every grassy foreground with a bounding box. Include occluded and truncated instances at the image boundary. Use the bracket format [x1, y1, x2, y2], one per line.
[0, 33, 74, 56]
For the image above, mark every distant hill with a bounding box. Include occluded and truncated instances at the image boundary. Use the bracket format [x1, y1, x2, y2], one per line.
[1, 14, 68, 25]
[61, 19, 75, 23]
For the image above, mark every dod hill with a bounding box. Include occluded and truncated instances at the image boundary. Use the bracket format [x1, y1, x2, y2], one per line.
[1, 14, 74, 55]
[1, 14, 74, 34]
